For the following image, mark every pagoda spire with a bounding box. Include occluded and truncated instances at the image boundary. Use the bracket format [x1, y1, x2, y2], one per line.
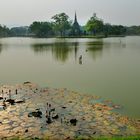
[72, 11, 81, 36]
[74, 11, 77, 23]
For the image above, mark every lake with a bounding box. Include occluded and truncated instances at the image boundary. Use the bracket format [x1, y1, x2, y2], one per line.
[0, 36, 140, 118]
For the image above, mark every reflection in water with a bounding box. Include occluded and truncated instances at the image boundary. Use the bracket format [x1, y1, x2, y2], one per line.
[0, 37, 140, 118]
[86, 41, 103, 60]
[51, 42, 72, 62]
[30, 43, 50, 54]
[87, 41, 103, 50]
[31, 40, 106, 62]
[31, 42, 79, 62]
[0, 44, 2, 54]
[74, 42, 78, 61]
[0, 42, 11, 54]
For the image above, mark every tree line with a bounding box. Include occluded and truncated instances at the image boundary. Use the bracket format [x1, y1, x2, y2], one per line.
[0, 25, 10, 37]
[0, 12, 140, 37]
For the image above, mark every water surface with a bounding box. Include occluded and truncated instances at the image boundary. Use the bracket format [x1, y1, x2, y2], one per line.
[0, 36, 140, 118]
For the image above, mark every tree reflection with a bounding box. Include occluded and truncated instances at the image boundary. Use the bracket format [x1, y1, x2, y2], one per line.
[74, 42, 78, 61]
[86, 41, 103, 60]
[31, 40, 105, 62]
[0, 44, 3, 54]
[31, 42, 79, 62]
[51, 42, 72, 62]
[31, 43, 51, 54]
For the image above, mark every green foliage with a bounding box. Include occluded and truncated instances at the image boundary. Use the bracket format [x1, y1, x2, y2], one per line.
[126, 26, 140, 35]
[10, 26, 28, 36]
[103, 24, 126, 37]
[0, 24, 10, 37]
[1, 12, 140, 38]
[85, 13, 104, 35]
[51, 13, 71, 36]
[29, 21, 54, 37]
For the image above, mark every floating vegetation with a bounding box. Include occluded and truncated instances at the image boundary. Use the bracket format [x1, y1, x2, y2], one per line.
[0, 83, 139, 139]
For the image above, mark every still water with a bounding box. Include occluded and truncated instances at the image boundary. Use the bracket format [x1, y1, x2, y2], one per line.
[0, 37, 140, 118]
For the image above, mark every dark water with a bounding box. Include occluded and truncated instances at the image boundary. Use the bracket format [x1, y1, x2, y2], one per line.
[0, 36, 140, 118]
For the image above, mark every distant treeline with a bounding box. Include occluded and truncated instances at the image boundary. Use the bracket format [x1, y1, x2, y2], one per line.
[0, 25, 29, 37]
[0, 13, 140, 37]
[0, 25, 10, 37]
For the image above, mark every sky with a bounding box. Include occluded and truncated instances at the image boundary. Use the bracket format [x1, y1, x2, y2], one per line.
[0, 0, 140, 27]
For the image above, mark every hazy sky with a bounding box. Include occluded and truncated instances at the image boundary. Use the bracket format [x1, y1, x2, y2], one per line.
[0, 0, 140, 27]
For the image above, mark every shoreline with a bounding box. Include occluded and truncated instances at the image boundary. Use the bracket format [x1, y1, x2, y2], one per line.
[0, 82, 139, 139]
[0, 35, 131, 39]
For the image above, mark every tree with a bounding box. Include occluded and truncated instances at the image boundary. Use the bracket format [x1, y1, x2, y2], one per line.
[0, 25, 10, 37]
[10, 26, 28, 36]
[103, 23, 126, 37]
[29, 21, 53, 37]
[86, 13, 104, 35]
[103, 23, 112, 37]
[126, 26, 140, 35]
[52, 13, 71, 36]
